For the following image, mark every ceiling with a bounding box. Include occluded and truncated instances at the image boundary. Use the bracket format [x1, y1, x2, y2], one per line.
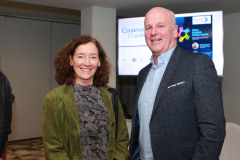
[6, 0, 240, 17]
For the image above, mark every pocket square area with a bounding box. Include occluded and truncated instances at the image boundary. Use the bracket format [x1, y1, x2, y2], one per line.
[168, 81, 185, 88]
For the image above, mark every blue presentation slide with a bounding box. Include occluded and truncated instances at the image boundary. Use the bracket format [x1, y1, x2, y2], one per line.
[176, 15, 213, 58]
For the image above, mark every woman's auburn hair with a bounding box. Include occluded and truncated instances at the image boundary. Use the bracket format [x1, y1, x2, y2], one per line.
[54, 35, 111, 86]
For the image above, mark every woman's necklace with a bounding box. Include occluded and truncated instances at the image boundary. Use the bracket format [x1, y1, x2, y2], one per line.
[82, 90, 91, 101]
[79, 85, 93, 101]
[73, 83, 95, 101]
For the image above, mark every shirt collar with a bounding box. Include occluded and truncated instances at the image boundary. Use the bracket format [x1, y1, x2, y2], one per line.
[150, 45, 177, 68]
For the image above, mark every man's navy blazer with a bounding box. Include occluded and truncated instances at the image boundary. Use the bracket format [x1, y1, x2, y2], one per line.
[129, 46, 226, 160]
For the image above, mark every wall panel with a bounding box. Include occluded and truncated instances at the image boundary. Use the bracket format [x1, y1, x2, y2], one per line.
[51, 22, 80, 89]
[0, 16, 80, 140]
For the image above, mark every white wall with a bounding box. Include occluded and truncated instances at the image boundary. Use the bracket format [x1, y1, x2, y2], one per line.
[0, 15, 80, 140]
[0, 16, 52, 140]
[222, 12, 240, 125]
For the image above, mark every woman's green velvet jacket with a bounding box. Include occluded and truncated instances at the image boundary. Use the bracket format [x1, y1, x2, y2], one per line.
[42, 84, 129, 160]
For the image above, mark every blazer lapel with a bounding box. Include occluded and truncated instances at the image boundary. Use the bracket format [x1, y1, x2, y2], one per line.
[151, 46, 182, 117]
[61, 84, 80, 134]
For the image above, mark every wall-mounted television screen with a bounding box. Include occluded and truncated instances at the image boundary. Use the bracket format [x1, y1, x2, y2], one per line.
[118, 11, 224, 76]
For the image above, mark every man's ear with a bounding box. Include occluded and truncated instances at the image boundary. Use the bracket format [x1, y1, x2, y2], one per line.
[173, 25, 178, 39]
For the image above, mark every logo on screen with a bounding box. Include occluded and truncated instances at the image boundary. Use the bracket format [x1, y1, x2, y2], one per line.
[192, 16, 211, 25]
[178, 27, 190, 42]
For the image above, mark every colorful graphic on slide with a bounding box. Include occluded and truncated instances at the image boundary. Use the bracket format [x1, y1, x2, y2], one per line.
[176, 16, 213, 59]
[177, 27, 190, 42]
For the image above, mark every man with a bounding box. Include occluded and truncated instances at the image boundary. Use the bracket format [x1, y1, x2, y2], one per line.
[0, 60, 15, 159]
[129, 7, 225, 160]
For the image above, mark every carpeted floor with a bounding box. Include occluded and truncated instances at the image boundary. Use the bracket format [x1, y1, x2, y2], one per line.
[7, 137, 45, 160]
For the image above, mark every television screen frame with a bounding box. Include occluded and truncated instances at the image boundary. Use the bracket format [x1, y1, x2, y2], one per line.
[117, 11, 224, 77]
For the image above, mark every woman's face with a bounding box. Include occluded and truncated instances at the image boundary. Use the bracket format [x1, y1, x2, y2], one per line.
[69, 42, 100, 86]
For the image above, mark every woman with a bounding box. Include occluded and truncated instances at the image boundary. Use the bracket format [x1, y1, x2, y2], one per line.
[42, 35, 129, 160]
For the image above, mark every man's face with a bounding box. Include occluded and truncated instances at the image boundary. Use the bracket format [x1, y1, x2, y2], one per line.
[144, 8, 178, 57]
